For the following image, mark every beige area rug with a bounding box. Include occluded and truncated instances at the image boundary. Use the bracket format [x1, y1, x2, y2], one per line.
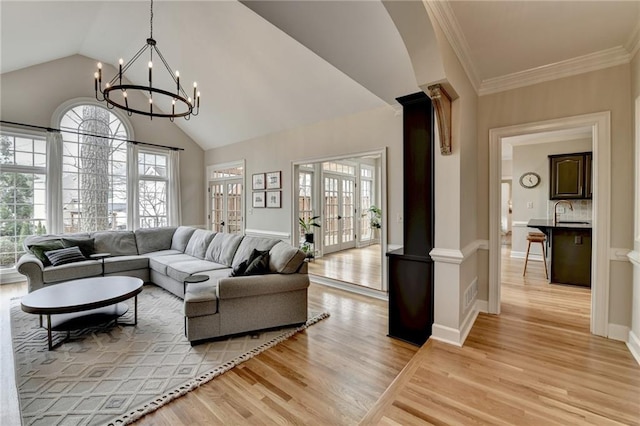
[10, 284, 329, 426]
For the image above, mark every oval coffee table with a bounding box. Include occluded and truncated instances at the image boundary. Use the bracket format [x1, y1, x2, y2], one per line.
[21, 276, 143, 350]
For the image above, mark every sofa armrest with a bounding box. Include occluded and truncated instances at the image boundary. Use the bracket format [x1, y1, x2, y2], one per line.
[217, 273, 309, 300]
[16, 254, 45, 293]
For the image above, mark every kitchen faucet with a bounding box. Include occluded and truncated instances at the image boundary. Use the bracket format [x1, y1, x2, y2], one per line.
[553, 200, 574, 226]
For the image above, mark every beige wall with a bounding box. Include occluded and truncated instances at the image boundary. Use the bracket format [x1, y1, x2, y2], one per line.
[205, 105, 404, 244]
[477, 64, 634, 327]
[0, 55, 205, 227]
[631, 49, 640, 351]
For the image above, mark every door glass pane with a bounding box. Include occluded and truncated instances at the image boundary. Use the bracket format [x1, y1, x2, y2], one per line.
[227, 182, 243, 235]
[324, 177, 339, 247]
[342, 179, 355, 243]
[210, 183, 224, 233]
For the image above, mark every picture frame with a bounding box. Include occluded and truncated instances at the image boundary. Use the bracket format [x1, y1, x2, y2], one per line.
[266, 171, 281, 189]
[252, 192, 266, 208]
[266, 191, 281, 208]
[252, 173, 265, 190]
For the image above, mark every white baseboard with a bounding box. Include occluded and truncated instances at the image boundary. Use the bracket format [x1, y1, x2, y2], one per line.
[309, 274, 388, 301]
[431, 299, 487, 347]
[627, 330, 640, 366]
[608, 323, 630, 342]
[244, 228, 291, 244]
[0, 269, 24, 285]
[431, 324, 464, 347]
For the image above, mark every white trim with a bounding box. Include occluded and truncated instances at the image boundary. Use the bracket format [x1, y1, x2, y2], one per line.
[423, 0, 481, 93]
[244, 228, 291, 244]
[479, 47, 631, 96]
[511, 221, 529, 227]
[628, 330, 640, 366]
[430, 323, 464, 347]
[430, 239, 488, 265]
[610, 248, 632, 262]
[51, 97, 135, 140]
[388, 244, 402, 252]
[629, 250, 640, 266]
[432, 285, 487, 348]
[309, 274, 388, 301]
[205, 160, 245, 234]
[608, 323, 630, 342]
[489, 112, 611, 338]
[626, 19, 640, 58]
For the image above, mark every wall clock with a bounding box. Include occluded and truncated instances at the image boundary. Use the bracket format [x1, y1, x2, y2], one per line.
[519, 172, 541, 189]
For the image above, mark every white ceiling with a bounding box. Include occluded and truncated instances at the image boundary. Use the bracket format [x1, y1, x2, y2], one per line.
[1, 1, 639, 151]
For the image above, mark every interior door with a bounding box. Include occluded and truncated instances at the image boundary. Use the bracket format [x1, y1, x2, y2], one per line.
[209, 180, 243, 234]
[323, 175, 356, 254]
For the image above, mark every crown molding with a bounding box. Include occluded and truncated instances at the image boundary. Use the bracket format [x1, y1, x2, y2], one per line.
[423, 0, 481, 93]
[626, 19, 640, 58]
[479, 46, 631, 96]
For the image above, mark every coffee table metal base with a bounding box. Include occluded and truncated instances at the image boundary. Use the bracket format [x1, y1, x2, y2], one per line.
[42, 296, 138, 350]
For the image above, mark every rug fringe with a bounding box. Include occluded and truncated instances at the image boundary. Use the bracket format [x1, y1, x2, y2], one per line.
[108, 311, 330, 426]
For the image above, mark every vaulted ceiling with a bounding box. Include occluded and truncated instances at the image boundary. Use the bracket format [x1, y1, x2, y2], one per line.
[1, 1, 638, 151]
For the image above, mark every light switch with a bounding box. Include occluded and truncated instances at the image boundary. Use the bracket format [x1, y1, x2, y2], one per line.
[526, 202, 533, 209]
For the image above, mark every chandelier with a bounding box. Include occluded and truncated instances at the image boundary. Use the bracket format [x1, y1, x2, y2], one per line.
[94, 0, 200, 121]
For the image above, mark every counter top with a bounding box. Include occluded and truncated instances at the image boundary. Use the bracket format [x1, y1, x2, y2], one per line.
[527, 219, 592, 230]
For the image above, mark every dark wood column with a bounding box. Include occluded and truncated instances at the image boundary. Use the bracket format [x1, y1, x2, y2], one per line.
[387, 92, 435, 346]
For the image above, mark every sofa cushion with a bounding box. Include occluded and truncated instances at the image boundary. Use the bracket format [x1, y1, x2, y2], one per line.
[43, 260, 102, 283]
[23, 233, 90, 251]
[27, 239, 65, 266]
[184, 229, 216, 259]
[140, 249, 183, 258]
[92, 231, 138, 256]
[171, 226, 197, 252]
[167, 259, 228, 283]
[184, 282, 218, 317]
[61, 237, 95, 257]
[149, 253, 198, 275]
[103, 255, 150, 274]
[44, 246, 86, 266]
[135, 227, 177, 254]
[205, 233, 243, 266]
[231, 236, 279, 268]
[269, 242, 306, 274]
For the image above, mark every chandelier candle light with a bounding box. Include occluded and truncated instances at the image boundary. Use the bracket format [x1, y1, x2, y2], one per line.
[94, 0, 200, 121]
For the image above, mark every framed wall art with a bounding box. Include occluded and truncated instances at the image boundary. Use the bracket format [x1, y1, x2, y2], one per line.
[252, 192, 266, 208]
[252, 173, 265, 190]
[266, 191, 281, 208]
[266, 171, 281, 189]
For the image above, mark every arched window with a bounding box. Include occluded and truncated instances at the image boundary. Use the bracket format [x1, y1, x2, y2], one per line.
[59, 104, 129, 232]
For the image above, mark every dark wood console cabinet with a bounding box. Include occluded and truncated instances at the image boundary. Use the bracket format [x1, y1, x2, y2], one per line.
[386, 92, 434, 346]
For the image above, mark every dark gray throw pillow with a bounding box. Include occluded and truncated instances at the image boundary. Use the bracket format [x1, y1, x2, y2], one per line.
[230, 249, 270, 277]
[28, 240, 65, 266]
[61, 237, 95, 257]
[44, 246, 87, 267]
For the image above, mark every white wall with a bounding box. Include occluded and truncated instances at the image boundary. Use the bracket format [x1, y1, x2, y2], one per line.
[0, 55, 206, 227]
[204, 105, 404, 245]
[511, 139, 592, 257]
[629, 48, 640, 362]
[477, 64, 634, 329]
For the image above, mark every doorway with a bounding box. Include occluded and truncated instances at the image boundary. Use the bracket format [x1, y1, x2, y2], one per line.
[292, 150, 387, 293]
[489, 112, 611, 337]
[206, 162, 244, 234]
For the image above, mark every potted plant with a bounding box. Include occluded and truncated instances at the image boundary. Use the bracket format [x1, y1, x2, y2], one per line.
[368, 205, 382, 229]
[299, 215, 320, 243]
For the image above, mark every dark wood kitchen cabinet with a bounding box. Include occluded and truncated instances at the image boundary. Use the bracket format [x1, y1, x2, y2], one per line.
[549, 152, 592, 199]
[386, 92, 434, 346]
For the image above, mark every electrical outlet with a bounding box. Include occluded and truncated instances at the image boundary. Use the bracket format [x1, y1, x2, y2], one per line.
[575, 235, 582, 244]
[527, 202, 533, 209]
[397, 214, 403, 223]
[557, 207, 565, 214]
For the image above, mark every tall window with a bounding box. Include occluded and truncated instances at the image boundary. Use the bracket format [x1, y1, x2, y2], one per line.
[0, 132, 47, 268]
[298, 168, 314, 244]
[60, 105, 128, 232]
[138, 150, 168, 228]
[360, 165, 374, 240]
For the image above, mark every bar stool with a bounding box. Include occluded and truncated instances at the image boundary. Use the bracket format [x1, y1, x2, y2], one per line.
[523, 232, 548, 279]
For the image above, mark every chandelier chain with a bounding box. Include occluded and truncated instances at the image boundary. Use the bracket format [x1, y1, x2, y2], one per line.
[150, 0, 153, 39]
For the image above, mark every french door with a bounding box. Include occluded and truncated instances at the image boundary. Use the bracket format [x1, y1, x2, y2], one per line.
[323, 174, 356, 254]
[209, 180, 243, 234]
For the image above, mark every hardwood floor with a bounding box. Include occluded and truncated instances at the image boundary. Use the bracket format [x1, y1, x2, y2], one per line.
[308, 244, 382, 290]
[3, 247, 639, 425]
[361, 248, 640, 425]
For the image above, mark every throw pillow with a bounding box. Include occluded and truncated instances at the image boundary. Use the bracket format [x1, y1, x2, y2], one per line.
[230, 259, 251, 277]
[44, 246, 87, 267]
[244, 250, 270, 276]
[61, 237, 95, 257]
[28, 240, 65, 266]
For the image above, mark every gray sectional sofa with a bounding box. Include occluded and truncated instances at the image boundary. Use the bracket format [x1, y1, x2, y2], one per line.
[16, 226, 310, 343]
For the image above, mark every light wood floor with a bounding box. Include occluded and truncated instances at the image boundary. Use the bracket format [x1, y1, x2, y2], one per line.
[308, 244, 382, 290]
[361, 248, 640, 425]
[3, 249, 639, 425]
